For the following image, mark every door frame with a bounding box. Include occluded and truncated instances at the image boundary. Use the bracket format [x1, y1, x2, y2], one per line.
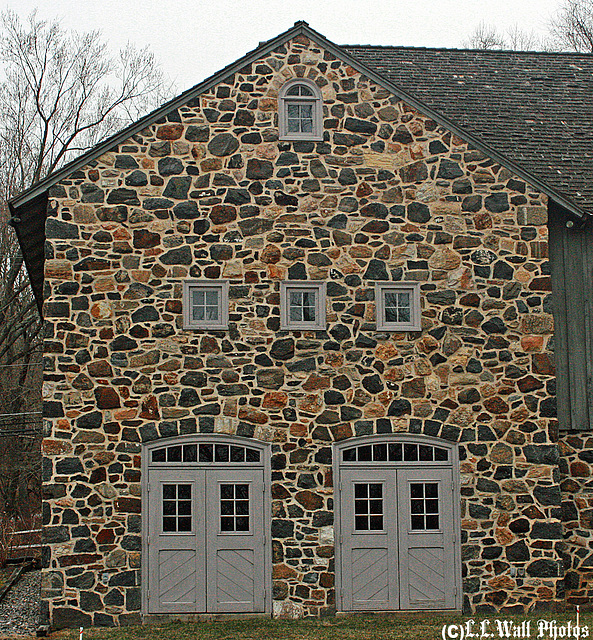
[141, 434, 272, 616]
[333, 434, 462, 612]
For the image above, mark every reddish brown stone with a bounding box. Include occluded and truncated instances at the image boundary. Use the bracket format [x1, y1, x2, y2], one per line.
[89, 467, 106, 484]
[140, 395, 160, 420]
[303, 374, 331, 391]
[238, 406, 268, 424]
[529, 276, 552, 291]
[116, 497, 141, 513]
[200, 336, 220, 353]
[97, 529, 115, 544]
[156, 124, 184, 140]
[133, 229, 160, 249]
[72, 374, 93, 390]
[356, 182, 373, 197]
[295, 490, 323, 510]
[58, 554, 102, 567]
[94, 387, 121, 410]
[474, 212, 492, 230]
[272, 484, 291, 499]
[517, 375, 544, 393]
[532, 353, 555, 376]
[261, 244, 281, 264]
[88, 360, 113, 378]
[570, 461, 591, 477]
[165, 300, 182, 314]
[210, 205, 237, 224]
[484, 397, 510, 415]
[319, 572, 334, 588]
[401, 377, 426, 398]
[262, 392, 288, 409]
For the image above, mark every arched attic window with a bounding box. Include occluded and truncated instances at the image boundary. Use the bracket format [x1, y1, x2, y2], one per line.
[278, 79, 323, 141]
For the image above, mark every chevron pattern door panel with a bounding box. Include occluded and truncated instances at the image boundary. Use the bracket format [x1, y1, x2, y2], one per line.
[215, 549, 256, 607]
[351, 548, 389, 606]
[406, 547, 446, 607]
[158, 549, 198, 607]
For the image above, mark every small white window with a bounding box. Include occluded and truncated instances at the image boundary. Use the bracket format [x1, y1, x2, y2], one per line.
[375, 283, 421, 331]
[280, 281, 326, 330]
[183, 280, 229, 330]
[278, 79, 323, 142]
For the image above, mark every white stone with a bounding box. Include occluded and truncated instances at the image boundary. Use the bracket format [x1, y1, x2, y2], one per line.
[273, 600, 304, 619]
[319, 526, 334, 545]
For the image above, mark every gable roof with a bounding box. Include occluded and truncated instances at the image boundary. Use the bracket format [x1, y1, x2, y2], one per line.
[9, 22, 593, 313]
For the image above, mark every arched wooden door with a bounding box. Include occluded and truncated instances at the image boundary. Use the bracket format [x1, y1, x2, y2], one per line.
[334, 435, 461, 611]
[142, 436, 271, 615]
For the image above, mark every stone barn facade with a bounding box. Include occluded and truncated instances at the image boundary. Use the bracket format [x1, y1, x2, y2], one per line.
[9, 22, 593, 628]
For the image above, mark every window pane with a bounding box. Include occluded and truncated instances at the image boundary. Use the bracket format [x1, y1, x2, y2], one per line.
[411, 515, 424, 530]
[230, 446, 245, 462]
[163, 485, 176, 500]
[178, 501, 191, 516]
[354, 484, 368, 499]
[426, 514, 440, 529]
[220, 484, 234, 500]
[215, 444, 229, 462]
[178, 484, 191, 500]
[199, 443, 213, 462]
[183, 444, 197, 462]
[300, 104, 313, 118]
[168, 446, 182, 462]
[235, 484, 249, 500]
[358, 446, 372, 461]
[236, 517, 250, 531]
[163, 501, 176, 516]
[287, 86, 301, 96]
[287, 118, 300, 132]
[178, 517, 192, 532]
[373, 444, 387, 461]
[163, 517, 176, 532]
[369, 516, 384, 530]
[245, 448, 260, 463]
[435, 447, 449, 461]
[220, 501, 233, 515]
[419, 445, 434, 461]
[388, 443, 402, 461]
[355, 499, 368, 514]
[355, 515, 368, 530]
[221, 517, 234, 531]
[205, 290, 218, 305]
[152, 448, 166, 462]
[343, 448, 357, 462]
[301, 118, 313, 133]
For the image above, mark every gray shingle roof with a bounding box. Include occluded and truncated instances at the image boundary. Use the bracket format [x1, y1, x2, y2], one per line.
[344, 45, 593, 215]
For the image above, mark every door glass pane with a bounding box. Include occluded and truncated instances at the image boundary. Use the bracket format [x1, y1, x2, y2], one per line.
[199, 443, 213, 462]
[183, 444, 197, 462]
[410, 482, 440, 530]
[162, 483, 192, 533]
[152, 448, 166, 462]
[388, 443, 402, 461]
[245, 448, 260, 463]
[354, 483, 383, 531]
[373, 444, 387, 461]
[220, 483, 250, 532]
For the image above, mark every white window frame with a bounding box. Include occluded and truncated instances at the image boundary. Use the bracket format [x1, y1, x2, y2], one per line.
[183, 280, 229, 330]
[278, 79, 323, 142]
[280, 281, 326, 330]
[375, 282, 421, 331]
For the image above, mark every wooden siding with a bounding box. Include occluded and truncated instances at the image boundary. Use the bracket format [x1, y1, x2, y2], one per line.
[549, 201, 593, 431]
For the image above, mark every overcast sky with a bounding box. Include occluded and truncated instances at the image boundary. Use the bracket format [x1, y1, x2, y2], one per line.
[6, 0, 562, 92]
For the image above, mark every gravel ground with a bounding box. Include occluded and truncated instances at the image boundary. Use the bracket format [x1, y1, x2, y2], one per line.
[0, 570, 40, 637]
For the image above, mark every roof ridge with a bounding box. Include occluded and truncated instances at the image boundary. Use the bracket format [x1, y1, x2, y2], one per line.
[343, 43, 593, 57]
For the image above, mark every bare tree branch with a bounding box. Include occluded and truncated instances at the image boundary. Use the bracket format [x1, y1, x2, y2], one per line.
[0, 8, 173, 521]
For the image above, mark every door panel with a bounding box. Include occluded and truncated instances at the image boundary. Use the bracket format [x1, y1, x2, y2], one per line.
[338, 460, 458, 611]
[148, 470, 205, 613]
[206, 470, 265, 612]
[147, 466, 266, 614]
[340, 470, 399, 610]
[397, 468, 456, 610]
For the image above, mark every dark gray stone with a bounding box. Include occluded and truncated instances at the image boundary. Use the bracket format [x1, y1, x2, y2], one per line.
[208, 133, 240, 157]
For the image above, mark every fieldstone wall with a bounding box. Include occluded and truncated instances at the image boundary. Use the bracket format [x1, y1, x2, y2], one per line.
[41, 33, 562, 627]
[559, 434, 593, 607]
